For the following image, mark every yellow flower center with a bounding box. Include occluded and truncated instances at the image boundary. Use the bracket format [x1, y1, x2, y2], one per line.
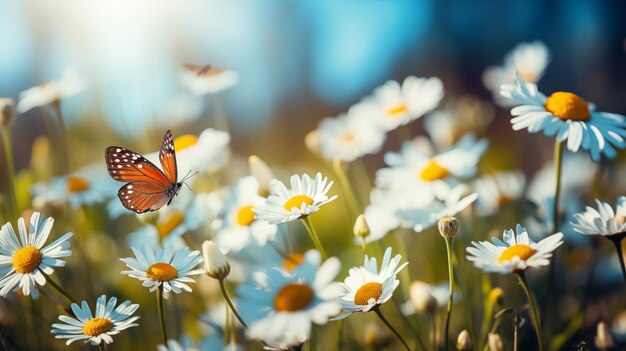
[173, 134, 198, 151]
[419, 160, 450, 181]
[544, 92, 590, 121]
[66, 176, 90, 193]
[354, 282, 383, 305]
[156, 211, 185, 239]
[236, 205, 256, 226]
[386, 104, 408, 117]
[83, 317, 113, 337]
[273, 283, 314, 312]
[12, 246, 42, 274]
[498, 244, 537, 263]
[282, 253, 304, 272]
[146, 262, 178, 281]
[283, 195, 314, 211]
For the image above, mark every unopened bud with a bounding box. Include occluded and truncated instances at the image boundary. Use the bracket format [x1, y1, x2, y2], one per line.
[456, 329, 472, 351]
[202, 240, 230, 280]
[0, 98, 15, 126]
[353, 214, 370, 239]
[248, 155, 274, 197]
[595, 322, 614, 350]
[488, 332, 503, 351]
[409, 281, 438, 315]
[438, 217, 459, 239]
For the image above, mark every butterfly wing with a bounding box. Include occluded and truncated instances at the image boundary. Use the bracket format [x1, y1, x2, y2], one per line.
[105, 146, 171, 185]
[158, 130, 179, 185]
[118, 182, 172, 213]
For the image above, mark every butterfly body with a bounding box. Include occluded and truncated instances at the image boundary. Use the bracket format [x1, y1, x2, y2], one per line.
[105, 130, 183, 214]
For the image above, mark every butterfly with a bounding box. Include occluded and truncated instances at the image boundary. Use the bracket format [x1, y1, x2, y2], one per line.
[105, 130, 192, 214]
[183, 63, 227, 77]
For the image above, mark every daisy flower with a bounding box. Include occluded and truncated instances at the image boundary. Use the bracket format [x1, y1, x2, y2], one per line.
[0, 212, 73, 299]
[180, 64, 240, 95]
[213, 176, 278, 252]
[360, 76, 444, 132]
[483, 41, 550, 105]
[334, 247, 408, 319]
[51, 295, 139, 346]
[312, 103, 386, 162]
[401, 281, 451, 316]
[473, 171, 526, 216]
[466, 224, 563, 274]
[253, 173, 337, 224]
[237, 250, 342, 348]
[120, 245, 203, 298]
[17, 68, 85, 113]
[571, 197, 626, 238]
[500, 74, 626, 160]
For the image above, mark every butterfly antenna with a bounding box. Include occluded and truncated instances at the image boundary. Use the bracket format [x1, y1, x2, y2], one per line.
[180, 170, 198, 183]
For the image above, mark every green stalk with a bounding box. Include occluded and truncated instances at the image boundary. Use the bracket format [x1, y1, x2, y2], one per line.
[516, 271, 544, 351]
[219, 279, 248, 329]
[443, 237, 455, 351]
[608, 234, 626, 285]
[1, 125, 17, 218]
[157, 286, 168, 346]
[552, 140, 564, 234]
[374, 308, 411, 351]
[301, 216, 328, 260]
[39, 268, 77, 304]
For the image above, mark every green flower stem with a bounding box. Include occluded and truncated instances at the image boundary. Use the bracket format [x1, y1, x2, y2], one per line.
[361, 238, 367, 255]
[332, 159, 361, 219]
[374, 308, 411, 351]
[337, 319, 344, 351]
[39, 268, 77, 304]
[157, 286, 168, 346]
[50, 100, 70, 173]
[443, 237, 455, 351]
[301, 216, 328, 260]
[515, 271, 544, 351]
[608, 234, 626, 285]
[431, 313, 437, 351]
[1, 125, 17, 218]
[268, 240, 297, 263]
[219, 279, 248, 329]
[98, 342, 105, 351]
[552, 140, 564, 234]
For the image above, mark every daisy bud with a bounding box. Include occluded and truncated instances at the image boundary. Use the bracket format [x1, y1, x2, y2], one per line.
[409, 281, 438, 315]
[353, 214, 370, 240]
[248, 155, 274, 197]
[0, 98, 15, 126]
[487, 332, 503, 351]
[202, 240, 230, 280]
[438, 216, 459, 239]
[456, 329, 472, 351]
[488, 287, 504, 306]
[595, 322, 614, 350]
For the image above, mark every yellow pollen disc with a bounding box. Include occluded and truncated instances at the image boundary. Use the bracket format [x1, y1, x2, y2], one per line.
[146, 262, 178, 281]
[282, 253, 304, 272]
[173, 134, 198, 151]
[386, 104, 408, 117]
[498, 244, 537, 263]
[419, 160, 450, 181]
[12, 246, 43, 274]
[83, 317, 113, 337]
[156, 211, 185, 239]
[236, 205, 256, 226]
[354, 282, 383, 305]
[283, 195, 314, 211]
[66, 176, 90, 193]
[544, 92, 590, 121]
[273, 283, 314, 312]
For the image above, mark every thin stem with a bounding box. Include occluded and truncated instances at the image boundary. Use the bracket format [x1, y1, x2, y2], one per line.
[552, 140, 564, 234]
[444, 237, 455, 351]
[513, 315, 519, 351]
[98, 342, 105, 351]
[608, 235, 626, 285]
[223, 303, 230, 345]
[39, 268, 77, 304]
[1, 126, 17, 218]
[300, 216, 328, 260]
[268, 240, 296, 263]
[515, 271, 544, 351]
[337, 320, 344, 351]
[374, 308, 411, 351]
[361, 238, 367, 255]
[219, 279, 248, 329]
[157, 286, 168, 346]
[431, 313, 437, 351]
[332, 159, 360, 219]
[50, 100, 70, 173]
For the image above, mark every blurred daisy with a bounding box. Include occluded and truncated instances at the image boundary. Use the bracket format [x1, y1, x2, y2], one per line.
[473, 171, 526, 216]
[313, 103, 386, 162]
[31, 164, 115, 209]
[571, 197, 626, 238]
[359, 189, 403, 244]
[180, 64, 239, 95]
[334, 247, 408, 320]
[360, 76, 444, 132]
[17, 68, 85, 113]
[525, 195, 587, 246]
[51, 295, 139, 346]
[157, 334, 235, 351]
[466, 224, 563, 274]
[238, 250, 342, 348]
[500, 74, 626, 160]
[120, 246, 203, 298]
[213, 176, 278, 252]
[483, 41, 550, 105]
[401, 281, 450, 316]
[144, 128, 230, 177]
[253, 173, 337, 224]
[0, 212, 72, 299]
[376, 135, 487, 203]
